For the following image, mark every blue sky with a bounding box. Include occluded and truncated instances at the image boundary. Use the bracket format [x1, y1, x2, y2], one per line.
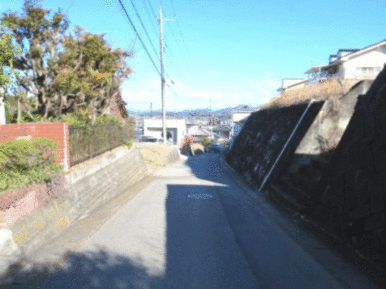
[1, 0, 386, 111]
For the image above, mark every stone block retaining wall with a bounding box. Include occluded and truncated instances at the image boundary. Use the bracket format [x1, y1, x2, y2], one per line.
[226, 68, 386, 271]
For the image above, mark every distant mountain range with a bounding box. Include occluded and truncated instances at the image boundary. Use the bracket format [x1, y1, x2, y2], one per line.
[127, 105, 261, 118]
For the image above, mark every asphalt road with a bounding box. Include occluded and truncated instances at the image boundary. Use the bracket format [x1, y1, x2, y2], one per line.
[10, 153, 381, 288]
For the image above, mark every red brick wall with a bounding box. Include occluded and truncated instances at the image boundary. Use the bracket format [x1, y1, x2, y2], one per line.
[0, 122, 70, 171]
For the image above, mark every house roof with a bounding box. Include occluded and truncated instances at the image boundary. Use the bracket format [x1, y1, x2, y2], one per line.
[342, 38, 386, 59]
[283, 77, 305, 80]
[337, 49, 360, 53]
[305, 39, 386, 74]
[188, 126, 210, 136]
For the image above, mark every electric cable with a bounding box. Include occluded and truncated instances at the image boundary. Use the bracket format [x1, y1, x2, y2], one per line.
[128, 0, 160, 61]
[117, 0, 161, 76]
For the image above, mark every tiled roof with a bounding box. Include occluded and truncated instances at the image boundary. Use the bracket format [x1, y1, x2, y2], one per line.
[338, 49, 359, 53]
[344, 38, 386, 58]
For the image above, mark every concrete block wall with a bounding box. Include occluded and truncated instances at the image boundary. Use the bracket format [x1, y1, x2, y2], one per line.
[309, 68, 386, 269]
[226, 101, 324, 189]
[269, 80, 374, 210]
[227, 67, 386, 271]
[7, 145, 148, 257]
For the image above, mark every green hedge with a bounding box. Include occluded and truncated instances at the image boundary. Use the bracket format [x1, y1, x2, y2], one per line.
[0, 137, 64, 192]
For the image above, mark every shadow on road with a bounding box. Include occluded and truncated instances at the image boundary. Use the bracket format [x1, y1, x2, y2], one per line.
[2, 248, 166, 288]
[184, 152, 234, 186]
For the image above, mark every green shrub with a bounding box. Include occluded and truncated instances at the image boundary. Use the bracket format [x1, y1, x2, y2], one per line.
[94, 114, 121, 126]
[61, 113, 89, 127]
[0, 137, 63, 192]
[201, 136, 211, 145]
[0, 137, 59, 170]
[125, 140, 133, 149]
[0, 151, 8, 168]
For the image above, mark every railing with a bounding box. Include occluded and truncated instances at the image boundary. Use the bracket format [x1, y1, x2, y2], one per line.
[307, 71, 333, 85]
[69, 122, 132, 166]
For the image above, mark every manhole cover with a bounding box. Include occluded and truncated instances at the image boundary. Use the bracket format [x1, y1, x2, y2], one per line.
[188, 194, 213, 200]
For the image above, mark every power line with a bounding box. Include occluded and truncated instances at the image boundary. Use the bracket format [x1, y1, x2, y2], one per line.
[139, 0, 160, 41]
[145, 0, 158, 23]
[128, 0, 159, 61]
[165, 0, 193, 60]
[169, 0, 177, 16]
[117, 0, 161, 76]
[167, 83, 190, 108]
[167, 22, 183, 51]
[65, 0, 77, 14]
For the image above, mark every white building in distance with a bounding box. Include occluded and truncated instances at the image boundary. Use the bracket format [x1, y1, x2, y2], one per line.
[143, 118, 186, 146]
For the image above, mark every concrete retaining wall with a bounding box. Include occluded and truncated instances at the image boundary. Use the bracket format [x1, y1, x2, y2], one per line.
[226, 101, 324, 189]
[226, 68, 386, 271]
[8, 145, 147, 255]
[269, 80, 373, 210]
[309, 69, 386, 270]
[0, 145, 148, 275]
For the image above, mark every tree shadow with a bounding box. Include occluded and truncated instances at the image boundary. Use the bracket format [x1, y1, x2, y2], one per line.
[1, 248, 164, 288]
[184, 152, 233, 187]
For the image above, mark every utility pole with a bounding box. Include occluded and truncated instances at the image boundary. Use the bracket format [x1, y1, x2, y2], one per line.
[150, 102, 153, 118]
[210, 98, 213, 142]
[159, 7, 175, 143]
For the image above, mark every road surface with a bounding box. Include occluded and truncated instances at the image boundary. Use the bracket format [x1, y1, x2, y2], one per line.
[9, 153, 381, 288]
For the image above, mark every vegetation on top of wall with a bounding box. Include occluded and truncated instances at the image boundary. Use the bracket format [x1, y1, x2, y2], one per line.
[0, 137, 64, 192]
[201, 136, 211, 145]
[125, 140, 133, 149]
[264, 77, 358, 109]
[60, 108, 122, 127]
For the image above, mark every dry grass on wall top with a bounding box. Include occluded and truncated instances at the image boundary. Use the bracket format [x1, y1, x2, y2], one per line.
[137, 143, 176, 168]
[263, 78, 359, 109]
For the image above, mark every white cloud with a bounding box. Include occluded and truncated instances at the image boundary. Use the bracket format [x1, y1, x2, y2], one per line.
[121, 74, 281, 111]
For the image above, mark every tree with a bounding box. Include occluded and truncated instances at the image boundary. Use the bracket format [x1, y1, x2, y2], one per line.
[1, 1, 133, 123]
[54, 27, 132, 122]
[0, 24, 21, 124]
[0, 25, 20, 89]
[1, 1, 69, 119]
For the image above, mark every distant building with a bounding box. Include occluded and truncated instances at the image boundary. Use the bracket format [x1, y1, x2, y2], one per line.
[277, 78, 308, 94]
[230, 111, 252, 137]
[212, 125, 231, 138]
[229, 110, 258, 148]
[143, 118, 186, 146]
[187, 125, 211, 143]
